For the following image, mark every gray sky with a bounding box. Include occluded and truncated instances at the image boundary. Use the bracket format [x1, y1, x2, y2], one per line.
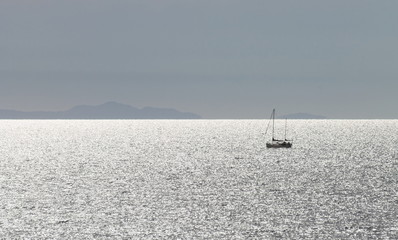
[1, 0, 397, 118]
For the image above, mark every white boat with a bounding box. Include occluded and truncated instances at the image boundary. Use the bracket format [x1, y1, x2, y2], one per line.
[266, 109, 292, 148]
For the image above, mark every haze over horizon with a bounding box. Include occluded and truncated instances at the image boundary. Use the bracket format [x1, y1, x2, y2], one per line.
[1, 0, 397, 119]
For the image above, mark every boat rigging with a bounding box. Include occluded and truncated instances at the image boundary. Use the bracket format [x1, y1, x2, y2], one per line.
[265, 109, 292, 148]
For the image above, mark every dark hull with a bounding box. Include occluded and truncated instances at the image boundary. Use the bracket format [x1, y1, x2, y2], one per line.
[266, 142, 292, 148]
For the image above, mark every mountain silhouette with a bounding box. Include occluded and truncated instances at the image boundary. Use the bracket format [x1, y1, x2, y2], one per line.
[0, 102, 201, 119]
[278, 112, 326, 119]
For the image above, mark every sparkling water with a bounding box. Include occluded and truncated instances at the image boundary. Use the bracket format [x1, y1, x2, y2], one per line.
[0, 120, 397, 239]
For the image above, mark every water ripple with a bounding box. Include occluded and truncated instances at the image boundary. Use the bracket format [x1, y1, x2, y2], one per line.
[0, 120, 397, 239]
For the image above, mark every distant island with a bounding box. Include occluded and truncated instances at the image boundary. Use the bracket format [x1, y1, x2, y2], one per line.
[278, 113, 327, 119]
[0, 102, 202, 119]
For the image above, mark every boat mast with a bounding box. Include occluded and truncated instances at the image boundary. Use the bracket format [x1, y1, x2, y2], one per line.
[284, 118, 287, 140]
[272, 109, 275, 141]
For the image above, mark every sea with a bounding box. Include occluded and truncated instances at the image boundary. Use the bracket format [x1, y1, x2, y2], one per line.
[0, 120, 397, 239]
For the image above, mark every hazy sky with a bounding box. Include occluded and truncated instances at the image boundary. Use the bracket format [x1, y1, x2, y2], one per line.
[1, 0, 397, 118]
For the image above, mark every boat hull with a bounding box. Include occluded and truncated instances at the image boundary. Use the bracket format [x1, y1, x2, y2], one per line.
[266, 142, 292, 148]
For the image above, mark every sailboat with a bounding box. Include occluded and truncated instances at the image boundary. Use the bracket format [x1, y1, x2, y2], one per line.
[266, 109, 292, 148]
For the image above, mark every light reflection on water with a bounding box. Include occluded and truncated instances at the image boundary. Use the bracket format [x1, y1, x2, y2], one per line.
[0, 120, 397, 239]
